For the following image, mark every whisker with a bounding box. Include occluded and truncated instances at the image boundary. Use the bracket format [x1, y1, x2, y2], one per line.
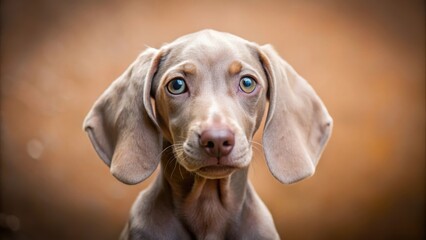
[161, 143, 184, 178]
[155, 139, 192, 179]
[164, 154, 176, 175]
[250, 141, 265, 160]
[250, 140, 264, 151]
[178, 164, 184, 180]
[170, 157, 178, 178]
[162, 144, 178, 172]
[155, 144, 175, 162]
[249, 140, 267, 178]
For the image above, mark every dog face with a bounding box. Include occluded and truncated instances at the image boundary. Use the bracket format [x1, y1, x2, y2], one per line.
[83, 29, 333, 185]
[152, 32, 268, 179]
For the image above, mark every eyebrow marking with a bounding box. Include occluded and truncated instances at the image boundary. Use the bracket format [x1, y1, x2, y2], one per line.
[228, 61, 242, 75]
[182, 63, 197, 75]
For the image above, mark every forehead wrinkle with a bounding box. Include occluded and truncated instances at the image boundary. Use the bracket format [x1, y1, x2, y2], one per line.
[161, 61, 197, 78]
[179, 35, 239, 66]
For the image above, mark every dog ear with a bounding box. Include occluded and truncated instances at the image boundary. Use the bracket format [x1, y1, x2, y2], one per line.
[83, 48, 163, 185]
[259, 45, 333, 184]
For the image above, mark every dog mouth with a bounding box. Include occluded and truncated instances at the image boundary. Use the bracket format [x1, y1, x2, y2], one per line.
[196, 165, 238, 179]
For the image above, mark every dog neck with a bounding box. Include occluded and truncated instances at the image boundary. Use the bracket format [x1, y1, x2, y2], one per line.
[159, 142, 249, 237]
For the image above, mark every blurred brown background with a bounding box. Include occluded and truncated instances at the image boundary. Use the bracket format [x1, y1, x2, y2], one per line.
[1, 0, 424, 239]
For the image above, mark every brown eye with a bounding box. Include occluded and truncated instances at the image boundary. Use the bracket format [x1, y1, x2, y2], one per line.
[239, 77, 256, 93]
[167, 78, 187, 95]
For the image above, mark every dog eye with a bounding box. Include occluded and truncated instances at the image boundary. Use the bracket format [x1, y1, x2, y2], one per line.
[239, 77, 257, 93]
[167, 78, 187, 95]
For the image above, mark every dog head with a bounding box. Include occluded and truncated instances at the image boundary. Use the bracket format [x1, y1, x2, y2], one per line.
[83, 29, 332, 184]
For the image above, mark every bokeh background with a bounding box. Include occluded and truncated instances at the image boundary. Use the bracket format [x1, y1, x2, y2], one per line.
[1, 0, 424, 239]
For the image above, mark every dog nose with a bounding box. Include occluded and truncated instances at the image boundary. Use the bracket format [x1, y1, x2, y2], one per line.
[200, 128, 235, 158]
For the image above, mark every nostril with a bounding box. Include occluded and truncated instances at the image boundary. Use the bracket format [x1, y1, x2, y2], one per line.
[199, 128, 235, 158]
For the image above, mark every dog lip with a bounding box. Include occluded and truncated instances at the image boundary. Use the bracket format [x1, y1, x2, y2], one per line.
[196, 165, 237, 178]
[199, 165, 237, 171]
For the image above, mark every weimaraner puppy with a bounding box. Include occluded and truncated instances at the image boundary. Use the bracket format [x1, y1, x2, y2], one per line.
[83, 29, 332, 239]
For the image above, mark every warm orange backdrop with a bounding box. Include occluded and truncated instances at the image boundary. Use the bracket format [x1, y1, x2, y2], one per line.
[1, 0, 424, 239]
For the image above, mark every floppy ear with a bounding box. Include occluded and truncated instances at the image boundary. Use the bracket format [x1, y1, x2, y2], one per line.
[83, 48, 163, 185]
[260, 45, 333, 184]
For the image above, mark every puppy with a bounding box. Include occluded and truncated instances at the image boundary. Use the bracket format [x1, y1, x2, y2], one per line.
[84, 29, 332, 239]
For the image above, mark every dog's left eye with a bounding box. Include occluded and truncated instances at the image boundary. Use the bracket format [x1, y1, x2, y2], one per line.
[167, 78, 187, 95]
[239, 77, 257, 93]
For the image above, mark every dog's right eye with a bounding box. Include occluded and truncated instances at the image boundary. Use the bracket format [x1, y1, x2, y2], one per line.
[167, 78, 187, 95]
